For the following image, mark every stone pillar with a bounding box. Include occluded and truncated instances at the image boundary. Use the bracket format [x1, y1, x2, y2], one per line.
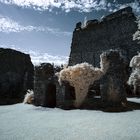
[34, 63, 56, 107]
[100, 50, 127, 108]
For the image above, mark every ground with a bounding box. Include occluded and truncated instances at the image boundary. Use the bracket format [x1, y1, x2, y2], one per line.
[0, 98, 140, 140]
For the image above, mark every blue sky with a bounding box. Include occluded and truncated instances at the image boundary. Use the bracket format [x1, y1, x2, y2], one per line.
[0, 0, 140, 65]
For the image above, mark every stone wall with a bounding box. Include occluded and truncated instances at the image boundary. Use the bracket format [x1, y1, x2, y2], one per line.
[56, 81, 75, 109]
[0, 48, 34, 105]
[69, 7, 140, 67]
[100, 50, 127, 107]
[34, 63, 56, 107]
[33, 63, 76, 109]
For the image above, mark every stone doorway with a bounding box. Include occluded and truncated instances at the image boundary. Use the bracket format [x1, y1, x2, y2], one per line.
[44, 83, 56, 108]
[65, 83, 76, 100]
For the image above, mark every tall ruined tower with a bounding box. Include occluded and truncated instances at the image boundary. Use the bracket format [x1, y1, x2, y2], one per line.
[69, 7, 140, 67]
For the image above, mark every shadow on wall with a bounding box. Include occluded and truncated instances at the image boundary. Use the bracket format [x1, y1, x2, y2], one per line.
[44, 83, 56, 108]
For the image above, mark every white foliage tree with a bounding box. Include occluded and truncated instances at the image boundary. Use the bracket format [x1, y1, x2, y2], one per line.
[23, 90, 34, 104]
[133, 16, 140, 41]
[82, 16, 87, 28]
[128, 53, 140, 95]
[57, 52, 109, 108]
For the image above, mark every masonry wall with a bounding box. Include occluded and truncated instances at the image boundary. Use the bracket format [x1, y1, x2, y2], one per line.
[69, 7, 140, 67]
[0, 48, 34, 105]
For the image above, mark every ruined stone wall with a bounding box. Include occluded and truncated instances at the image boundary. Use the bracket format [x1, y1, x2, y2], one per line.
[0, 48, 34, 105]
[69, 7, 140, 67]
[33, 63, 75, 109]
[34, 63, 56, 107]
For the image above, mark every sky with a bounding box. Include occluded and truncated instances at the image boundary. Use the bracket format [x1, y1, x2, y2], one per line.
[0, 0, 140, 65]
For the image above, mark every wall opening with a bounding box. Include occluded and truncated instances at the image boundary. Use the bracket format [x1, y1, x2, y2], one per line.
[65, 83, 76, 100]
[44, 83, 56, 108]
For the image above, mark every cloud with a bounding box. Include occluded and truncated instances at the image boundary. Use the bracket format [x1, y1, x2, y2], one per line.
[130, 0, 140, 13]
[0, 16, 35, 33]
[118, 0, 140, 13]
[0, 15, 71, 36]
[28, 50, 69, 66]
[0, 0, 140, 13]
[0, 45, 69, 65]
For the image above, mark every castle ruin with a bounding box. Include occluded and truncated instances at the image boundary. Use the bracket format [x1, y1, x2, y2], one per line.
[33, 7, 140, 110]
[69, 7, 140, 67]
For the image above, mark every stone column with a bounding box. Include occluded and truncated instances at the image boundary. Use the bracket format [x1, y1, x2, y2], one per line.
[34, 63, 56, 107]
[100, 50, 127, 109]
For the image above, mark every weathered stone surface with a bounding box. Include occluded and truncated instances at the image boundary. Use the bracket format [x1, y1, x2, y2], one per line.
[100, 50, 127, 107]
[0, 48, 34, 105]
[56, 81, 76, 109]
[33, 62, 76, 109]
[86, 19, 98, 28]
[69, 7, 140, 67]
[34, 63, 56, 107]
[33, 63, 74, 108]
